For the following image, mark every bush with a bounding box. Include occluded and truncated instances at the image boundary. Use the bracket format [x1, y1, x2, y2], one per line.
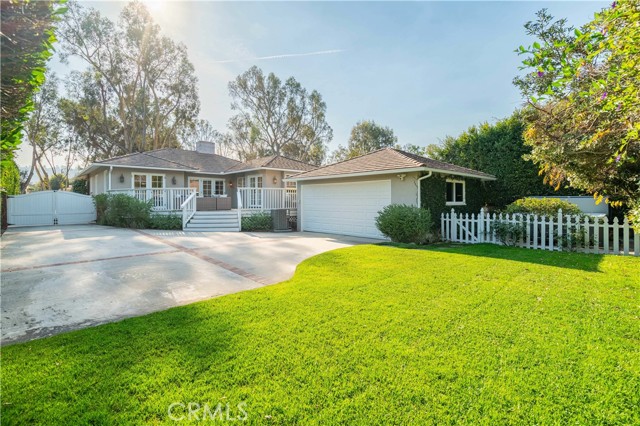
[94, 194, 151, 228]
[72, 178, 88, 195]
[492, 221, 527, 247]
[1, 160, 21, 195]
[148, 214, 182, 230]
[241, 212, 272, 232]
[505, 197, 582, 217]
[375, 204, 433, 244]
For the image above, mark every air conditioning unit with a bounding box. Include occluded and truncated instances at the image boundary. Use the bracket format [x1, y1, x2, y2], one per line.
[271, 209, 290, 232]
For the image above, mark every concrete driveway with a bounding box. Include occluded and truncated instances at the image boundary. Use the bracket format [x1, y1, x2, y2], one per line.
[1, 225, 377, 345]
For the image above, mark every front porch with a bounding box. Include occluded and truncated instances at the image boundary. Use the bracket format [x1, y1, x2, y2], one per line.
[107, 187, 297, 212]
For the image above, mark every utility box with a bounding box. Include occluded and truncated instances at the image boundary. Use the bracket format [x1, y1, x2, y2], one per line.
[271, 209, 290, 232]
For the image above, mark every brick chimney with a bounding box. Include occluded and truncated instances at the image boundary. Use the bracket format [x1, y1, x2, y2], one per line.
[196, 141, 215, 154]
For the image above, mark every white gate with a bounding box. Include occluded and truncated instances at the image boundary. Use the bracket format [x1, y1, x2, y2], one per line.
[8, 191, 96, 226]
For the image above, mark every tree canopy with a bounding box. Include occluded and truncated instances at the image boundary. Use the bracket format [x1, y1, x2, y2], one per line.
[430, 112, 578, 208]
[58, 1, 200, 159]
[227, 66, 332, 165]
[514, 3, 639, 224]
[330, 120, 398, 163]
[1, 0, 64, 165]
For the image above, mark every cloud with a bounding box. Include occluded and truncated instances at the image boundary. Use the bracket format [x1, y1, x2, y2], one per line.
[211, 49, 345, 64]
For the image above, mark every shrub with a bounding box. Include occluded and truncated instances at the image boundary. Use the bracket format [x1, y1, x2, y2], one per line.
[148, 214, 182, 230]
[505, 197, 582, 217]
[375, 204, 433, 244]
[94, 193, 151, 228]
[72, 178, 88, 195]
[241, 212, 272, 232]
[492, 221, 527, 247]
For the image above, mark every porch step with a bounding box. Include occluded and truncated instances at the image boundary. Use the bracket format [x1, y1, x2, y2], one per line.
[184, 211, 240, 232]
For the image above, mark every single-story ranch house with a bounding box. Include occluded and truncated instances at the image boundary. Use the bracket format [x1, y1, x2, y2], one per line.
[79, 143, 495, 238]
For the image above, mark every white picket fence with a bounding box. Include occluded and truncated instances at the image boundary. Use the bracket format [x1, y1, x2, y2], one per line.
[441, 209, 639, 256]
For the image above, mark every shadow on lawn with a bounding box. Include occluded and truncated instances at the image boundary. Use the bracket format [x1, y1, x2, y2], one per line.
[381, 242, 605, 272]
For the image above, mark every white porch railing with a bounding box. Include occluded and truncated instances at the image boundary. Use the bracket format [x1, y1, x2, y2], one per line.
[441, 208, 639, 256]
[108, 188, 195, 211]
[237, 188, 296, 210]
[181, 192, 197, 229]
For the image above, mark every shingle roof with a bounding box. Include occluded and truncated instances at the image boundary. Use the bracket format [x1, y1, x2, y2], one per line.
[89, 149, 316, 175]
[225, 155, 318, 172]
[290, 148, 496, 180]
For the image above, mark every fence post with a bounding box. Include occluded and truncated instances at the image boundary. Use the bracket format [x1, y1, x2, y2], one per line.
[451, 209, 457, 242]
[623, 217, 630, 255]
[441, 212, 445, 241]
[603, 217, 610, 254]
[478, 208, 484, 242]
[593, 217, 600, 254]
[557, 209, 563, 252]
[613, 217, 619, 254]
[583, 216, 590, 252]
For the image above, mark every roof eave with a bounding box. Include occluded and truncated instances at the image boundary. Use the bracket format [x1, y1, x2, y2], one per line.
[289, 166, 496, 182]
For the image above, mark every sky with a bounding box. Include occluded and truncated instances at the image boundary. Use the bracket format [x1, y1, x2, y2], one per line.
[15, 0, 607, 168]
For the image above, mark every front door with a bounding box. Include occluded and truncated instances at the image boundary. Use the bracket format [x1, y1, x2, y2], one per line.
[248, 176, 263, 208]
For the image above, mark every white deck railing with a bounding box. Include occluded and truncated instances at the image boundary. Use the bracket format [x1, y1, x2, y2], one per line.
[108, 188, 195, 211]
[237, 188, 296, 210]
[441, 208, 638, 256]
[181, 192, 197, 229]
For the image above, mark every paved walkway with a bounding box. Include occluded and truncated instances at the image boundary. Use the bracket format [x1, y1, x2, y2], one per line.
[1, 225, 378, 344]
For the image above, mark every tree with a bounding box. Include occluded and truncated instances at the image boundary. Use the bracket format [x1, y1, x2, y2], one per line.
[0, 161, 22, 195]
[71, 178, 88, 194]
[227, 66, 332, 165]
[179, 119, 236, 158]
[1, 0, 65, 165]
[514, 4, 640, 225]
[330, 120, 397, 163]
[58, 1, 199, 159]
[430, 112, 578, 208]
[49, 173, 68, 190]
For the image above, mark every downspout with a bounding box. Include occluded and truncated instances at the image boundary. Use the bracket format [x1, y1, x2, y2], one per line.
[417, 171, 433, 208]
[108, 166, 113, 191]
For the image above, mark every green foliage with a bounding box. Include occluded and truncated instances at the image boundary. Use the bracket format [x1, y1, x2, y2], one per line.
[3, 245, 639, 424]
[71, 178, 88, 195]
[241, 212, 272, 232]
[148, 214, 182, 230]
[94, 194, 151, 229]
[228, 66, 332, 165]
[0, 0, 65, 164]
[49, 173, 68, 191]
[492, 221, 527, 247]
[375, 204, 434, 244]
[505, 197, 582, 217]
[431, 112, 578, 208]
[515, 4, 640, 215]
[420, 173, 486, 220]
[1, 161, 22, 195]
[331, 120, 397, 163]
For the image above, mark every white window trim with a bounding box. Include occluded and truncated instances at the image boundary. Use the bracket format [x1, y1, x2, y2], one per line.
[237, 176, 246, 188]
[445, 179, 466, 206]
[188, 176, 226, 197]
[247, 174, 263, 188]
[131, 173, 165, 189]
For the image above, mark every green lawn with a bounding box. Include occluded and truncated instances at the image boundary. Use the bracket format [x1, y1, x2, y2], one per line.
[2, 244, 639, 425]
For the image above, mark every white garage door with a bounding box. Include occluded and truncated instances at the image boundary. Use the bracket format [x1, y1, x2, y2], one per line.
[301, 180, 391, 239]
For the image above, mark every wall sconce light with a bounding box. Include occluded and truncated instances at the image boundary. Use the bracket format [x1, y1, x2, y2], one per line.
[273, 176, 278, 185]
[119, 174, 125, 183]
[229, 181, 234, 187]
[171, 176, 177, 185]
[397, 174, 406, 181]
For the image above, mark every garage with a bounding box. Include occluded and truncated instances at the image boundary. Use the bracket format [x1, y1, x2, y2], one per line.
[301, 180, 391, 239]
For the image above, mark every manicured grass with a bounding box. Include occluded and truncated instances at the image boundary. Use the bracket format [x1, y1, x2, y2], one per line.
[2, 244, 639, 425]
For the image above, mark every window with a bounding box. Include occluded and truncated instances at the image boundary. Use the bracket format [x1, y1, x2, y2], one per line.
[189, 177, 226, 197]
[133, 174, 147, 189]
[202, 180, 212, 197]
[214, 180, 224, 195]
[446, 179, 465, 205]
[133, 173, 164, 189]
[237, 177, 246, 188]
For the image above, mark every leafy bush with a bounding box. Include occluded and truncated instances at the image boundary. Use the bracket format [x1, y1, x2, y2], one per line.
[148, 214, 182, 230]
[375, 204, 433, 244]
[72, 178, 88, 195]
[241, 212, 272, 232]
[492, 221, 527, 247]
[1, 160, 21, 195]
[505, 197, 582, 217]
[94, 194, 151, 228]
